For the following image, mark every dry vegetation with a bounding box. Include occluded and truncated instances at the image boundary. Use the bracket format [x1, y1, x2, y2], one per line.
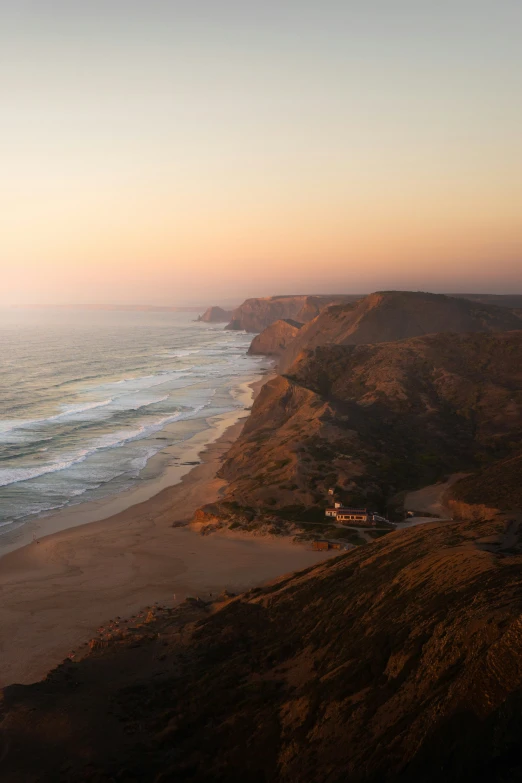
[3, 515, 522, 782]
[195, 327, 522, 536]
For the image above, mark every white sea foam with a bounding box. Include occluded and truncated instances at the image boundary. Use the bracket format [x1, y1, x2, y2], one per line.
[164, 349, 201, 358]
[0, 398, 113, 435]
[0, 311, 264, 537]
[0, 406, 206, 488]
[87, 370, 193, 396]
[0, 393, 172, 440]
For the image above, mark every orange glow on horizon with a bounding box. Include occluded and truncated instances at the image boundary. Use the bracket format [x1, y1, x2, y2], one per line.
[2, 2, 521, 305]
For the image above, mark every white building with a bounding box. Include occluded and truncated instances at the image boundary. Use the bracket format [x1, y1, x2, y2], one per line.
[335, 508, 371, 525]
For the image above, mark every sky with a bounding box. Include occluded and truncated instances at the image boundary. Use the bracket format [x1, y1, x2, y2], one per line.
[2, 0, 522, 305]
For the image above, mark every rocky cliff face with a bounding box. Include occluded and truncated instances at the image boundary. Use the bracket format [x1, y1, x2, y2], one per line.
[280, 291, 522, 371]
[197, 306, 232, 322]
[195, 331, 522, 535]
[3, 513, 522, 782]
[248, 318, 303, 356]
[225, 294, 362, 332]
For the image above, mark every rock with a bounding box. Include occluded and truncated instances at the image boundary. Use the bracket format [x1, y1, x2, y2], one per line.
[197, 306, 232, 323]
[225, 294, 362, 332]
[248, 318, 303, 356]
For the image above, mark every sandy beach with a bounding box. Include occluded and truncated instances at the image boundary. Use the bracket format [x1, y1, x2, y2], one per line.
[0, 375, 335, 687]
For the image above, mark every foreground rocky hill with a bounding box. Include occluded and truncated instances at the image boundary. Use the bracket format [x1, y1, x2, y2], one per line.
[194, 330, 522, 535]
[226, 294, 362, 332]
[3, 513, 522, 782]
[248, 318, 303, 356]
[279, 291, 522, 371]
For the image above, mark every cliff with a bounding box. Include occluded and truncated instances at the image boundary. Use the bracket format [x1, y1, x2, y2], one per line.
[197, 306, 233, 322]
[248, 318, 303, 356]
[195, 330, 522, 535]
[280, 291, 522, 371]
[225, 294, 362, 332]
[3, 513, 522, 782]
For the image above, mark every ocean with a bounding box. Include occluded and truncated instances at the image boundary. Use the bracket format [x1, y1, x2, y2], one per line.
[0, 309, 264, 541]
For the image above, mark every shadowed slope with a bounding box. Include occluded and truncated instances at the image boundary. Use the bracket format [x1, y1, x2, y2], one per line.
[193, 331, 522, 535]
[2, 515, 522, 782]
[453, 293, 522, 310]
[450, 453, 522, 514]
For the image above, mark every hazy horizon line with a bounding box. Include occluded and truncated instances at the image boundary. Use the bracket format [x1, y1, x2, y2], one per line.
[4, 289, 522, 312]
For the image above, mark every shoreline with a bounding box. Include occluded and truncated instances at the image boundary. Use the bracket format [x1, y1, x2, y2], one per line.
[0, 375, 263, 558]
[0, 370, 336, 687]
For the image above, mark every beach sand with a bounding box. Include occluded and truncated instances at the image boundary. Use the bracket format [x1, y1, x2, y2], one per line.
[0, 376, 335, 687]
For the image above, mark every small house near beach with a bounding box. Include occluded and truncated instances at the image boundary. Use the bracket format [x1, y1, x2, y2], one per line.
[325, 502, 343, 518]
[335, 508, 371, 524]
[325, 506, 377, 526]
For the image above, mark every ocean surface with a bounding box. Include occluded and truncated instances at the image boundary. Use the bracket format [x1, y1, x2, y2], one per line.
[0, 309, 264, 540]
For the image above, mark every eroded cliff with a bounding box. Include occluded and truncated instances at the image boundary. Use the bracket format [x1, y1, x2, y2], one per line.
[280, 290, 522, 371]
[195, 331, 522, 535]
[248, 318, 303, 356]
[225, 294, 362, 332]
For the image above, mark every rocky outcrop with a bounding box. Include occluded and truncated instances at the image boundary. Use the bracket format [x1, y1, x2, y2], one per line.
[280, 290, 522, 371]
[197, 306, 232, 322]
[225, 294, 362, 332]
[195, 330, 522, 534]
[248, 318, 303, 356]
[4, 513, 522, 782]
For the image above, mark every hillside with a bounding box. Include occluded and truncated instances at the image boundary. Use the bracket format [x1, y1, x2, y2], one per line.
[3, 513, 522, 782]
[280, 291, 522, 371]
[197, 306, 232, 322]
[194, 331, 522, 535]
[449, 453, 522, 515]
[225, 294, 362, 332]
[454, 293, 522, 310]
[248, 318, 303, 356]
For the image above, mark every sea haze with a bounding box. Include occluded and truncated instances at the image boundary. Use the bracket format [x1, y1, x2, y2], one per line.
[0, 309, 264, 539]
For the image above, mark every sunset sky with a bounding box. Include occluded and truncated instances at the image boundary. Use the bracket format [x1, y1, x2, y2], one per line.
[2, 0, 522, 305]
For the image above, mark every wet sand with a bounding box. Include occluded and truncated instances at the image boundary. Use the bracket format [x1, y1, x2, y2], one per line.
[0, 375, 335, 687]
